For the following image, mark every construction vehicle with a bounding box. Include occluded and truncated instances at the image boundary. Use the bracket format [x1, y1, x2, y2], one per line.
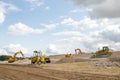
[8, 51, 24, 63]
[65, 48, 85, 58]
[31, 50, 51, 64]
[91, 46, 112, 58]
[65, 53, 73, 58]
[75, 48, 84, 54]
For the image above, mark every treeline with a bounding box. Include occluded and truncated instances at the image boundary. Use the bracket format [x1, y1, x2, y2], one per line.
[0, 55, 12, 61]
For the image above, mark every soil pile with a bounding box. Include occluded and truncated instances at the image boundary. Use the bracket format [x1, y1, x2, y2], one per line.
[56, 54, 92, 63]
[109, 51, 120, 63]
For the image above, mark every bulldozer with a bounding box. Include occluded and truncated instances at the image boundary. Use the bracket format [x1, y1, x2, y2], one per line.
[8, 51, 25, 63]
[31, 50, 51, 64]
[91, 46, 112, 58]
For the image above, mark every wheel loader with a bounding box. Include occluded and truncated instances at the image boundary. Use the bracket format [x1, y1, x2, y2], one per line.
[8, 51, 25, 63]
[91, 46, 112, 58]
[31, 50, 51, 64]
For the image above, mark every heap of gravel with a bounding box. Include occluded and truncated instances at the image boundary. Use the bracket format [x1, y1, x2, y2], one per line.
[56, 58, 91, 63]
[109, 51, 120, 63]
[56, 54, 92, 63]
[91, 51, 120, 68]
[94, 59, 120, 68]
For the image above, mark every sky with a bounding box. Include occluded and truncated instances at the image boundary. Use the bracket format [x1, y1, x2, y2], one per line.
[0, 0, 120, 57]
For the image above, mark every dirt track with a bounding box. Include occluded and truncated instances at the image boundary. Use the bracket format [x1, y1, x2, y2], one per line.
[0, 64, 120, 80]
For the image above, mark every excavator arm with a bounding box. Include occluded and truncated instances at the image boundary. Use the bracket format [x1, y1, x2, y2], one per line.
[75, 48, 83, 54]
[8, 51, 24, 63]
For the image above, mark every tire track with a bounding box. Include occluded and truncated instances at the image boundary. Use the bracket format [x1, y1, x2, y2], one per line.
[0, 64, 120, 80]
[0, 64, 68, 80]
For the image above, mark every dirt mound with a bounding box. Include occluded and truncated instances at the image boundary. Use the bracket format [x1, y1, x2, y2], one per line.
[56, 54, 92, 63]
[93, 58, 120, 68]
[109, 51, 120, 63]
[56, 58, 90, 63]
[91, 51, 120, 68]
[74, 53, 92, 58]
[13, 59, 31, 64]
[49, 54, 64, 63]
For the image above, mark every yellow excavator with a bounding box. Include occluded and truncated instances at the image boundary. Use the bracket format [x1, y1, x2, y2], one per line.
[91, 46, 112, 58]
[8, 51, 25, 63]
[31, 50, 51, 64]
[65, 53, 73, 58]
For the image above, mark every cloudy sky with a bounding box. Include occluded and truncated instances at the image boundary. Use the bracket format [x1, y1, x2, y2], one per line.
[0, 0, 120, 56]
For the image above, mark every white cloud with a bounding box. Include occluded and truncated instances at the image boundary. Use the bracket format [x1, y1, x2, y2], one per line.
[0, 44, 30, 56]
[46, 44, 58, 55]
[45, 6, 50, 10]
[0, 1, 19, 11]
[53, 31, 82, 36]
[61, 17, 74, 25]
[0, 49, 8, 55]
[70, 9, 79, 13]
[41, 23, 58, 29]
[8, 22, 46, 36]
[70, 9, 82, 13]
[98, 43, 109, 50]
[55, 37, 86, 53]
[40, 23, 59, 30]
[59, 15, 68, 19]
[70, 0, 104, 6]
[70, 0, 120, 18]
[61, 17, 99, 30]
[24, 0, 44, 10]
[55, 34, 116, 53]
[25, 0, 44, 6]
[3, 44, 27, 53]
[0, 12, 5, 24]
[53, 17, 120, 53]
[8, 22, 58, 36]
[0, 1, 19, 24]
[100, 24, 120, 42]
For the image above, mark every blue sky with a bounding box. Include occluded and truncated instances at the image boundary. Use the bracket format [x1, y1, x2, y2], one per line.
[0, 0, 120, 56]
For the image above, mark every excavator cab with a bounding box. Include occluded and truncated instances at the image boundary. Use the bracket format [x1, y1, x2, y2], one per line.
[103, 46, 109, 51]
[33, 50, 42, 57]
[31, 50, 42, 64]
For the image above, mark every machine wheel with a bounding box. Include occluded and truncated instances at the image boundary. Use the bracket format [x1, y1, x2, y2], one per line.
[45, 58, 51, 63]
[31, 62, 35, 64]
[37, 60, 42, 65]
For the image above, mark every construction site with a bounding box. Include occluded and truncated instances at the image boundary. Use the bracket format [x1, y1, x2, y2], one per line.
[0, 46, 120, 80]
[1, 0, 120, 80]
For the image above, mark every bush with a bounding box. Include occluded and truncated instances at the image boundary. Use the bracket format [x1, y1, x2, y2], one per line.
[0, 55, 12, 61]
